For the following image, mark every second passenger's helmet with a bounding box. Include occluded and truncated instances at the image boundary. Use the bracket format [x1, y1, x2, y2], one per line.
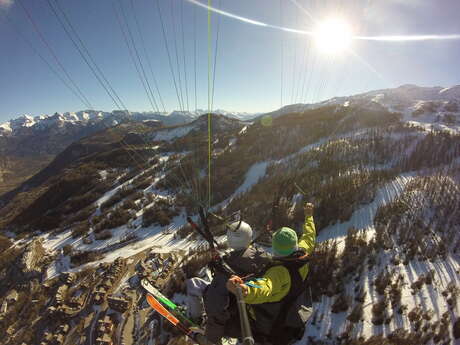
[226, 221, 253, 250]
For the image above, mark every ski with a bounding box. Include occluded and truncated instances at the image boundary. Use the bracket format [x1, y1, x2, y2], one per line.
[146, 293, 208, 344]
[141, 279, 177, 310]
[141, 279, 200, 330]
[146, 293, 192, 334]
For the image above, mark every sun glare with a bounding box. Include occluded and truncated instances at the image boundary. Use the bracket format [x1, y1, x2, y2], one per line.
[314, 17, 353, 55]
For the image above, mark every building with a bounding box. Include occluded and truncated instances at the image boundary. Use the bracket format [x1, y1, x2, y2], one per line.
[55, 285, 69, 305]
[101, 279, 113, 290]
[6, 290, 18, 303]
[68, 296, 84, 308]
[97, 316, 113, 333]
[53, 333, 65, 345]
[95, 333, 112, 345]
[58, 324, 70, 334]
[93, 286, 107, 304]
[95, 316, 114, 345]
[61, 272, 76, 284]
[107, 295, 131, 313]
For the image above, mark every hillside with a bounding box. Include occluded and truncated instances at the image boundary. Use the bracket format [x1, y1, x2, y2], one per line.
[0, 108, 259, 196]
[0, 88, 459, 345]
[0, 110, 172, 196]
[263, 84, 460, 134]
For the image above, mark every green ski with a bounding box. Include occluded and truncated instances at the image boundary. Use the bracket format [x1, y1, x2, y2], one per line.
[141, 278, 199, 329]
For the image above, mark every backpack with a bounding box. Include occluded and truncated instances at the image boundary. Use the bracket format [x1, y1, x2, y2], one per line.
[249, 251, 314, 345]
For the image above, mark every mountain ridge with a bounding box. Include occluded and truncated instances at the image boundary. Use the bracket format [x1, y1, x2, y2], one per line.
[0, 109, 259, 137]
[260, 84, 460, 134]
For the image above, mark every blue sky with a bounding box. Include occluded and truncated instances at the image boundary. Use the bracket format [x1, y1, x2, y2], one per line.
[1, 0, 460, 122]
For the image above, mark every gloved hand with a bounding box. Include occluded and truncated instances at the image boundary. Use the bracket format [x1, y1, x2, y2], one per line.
[226, 275, 249, 296]
[304, 202, 314, 217]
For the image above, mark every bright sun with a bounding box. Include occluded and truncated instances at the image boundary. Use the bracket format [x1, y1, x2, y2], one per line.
[314, 17, 353, 55]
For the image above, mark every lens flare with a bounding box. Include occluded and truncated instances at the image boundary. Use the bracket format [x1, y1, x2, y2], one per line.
[186, 0, 460, 43]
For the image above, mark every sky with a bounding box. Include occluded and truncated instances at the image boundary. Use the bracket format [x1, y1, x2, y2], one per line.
[0, 0, 460, 122]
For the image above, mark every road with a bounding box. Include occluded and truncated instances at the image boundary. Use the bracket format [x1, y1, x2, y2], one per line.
[88, 305, 102, 345]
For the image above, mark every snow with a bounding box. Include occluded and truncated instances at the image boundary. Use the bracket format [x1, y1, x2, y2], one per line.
[41, 211, 225, 270]
[3, 114, 36, 132]
[216, 161, 268, 208]
[152, 124, 195, 141]
[41, 152, 176, 254]
[96, 185, 120, 208]
[63, 112, 79, 122]
[216, 130, 378, 210]
[438, 85, 460, 99]
[406, 120, 460, 134]
[301, 241, 460, 343]
[80, 112, 90, 121]
[317, 174, 414, 244]
[19, 99, 459, 344]
[0, 121, 12, 134]
[371, 93, 385, 103]
[46, 253, 71, 279]
[7, 89, 454, 341]
[18, 115, 35, 127]
[99, 170, 108, 181]
[36, 127, 437, 274]
[94, 153, 172, 208]
[234, 162, 268, 196]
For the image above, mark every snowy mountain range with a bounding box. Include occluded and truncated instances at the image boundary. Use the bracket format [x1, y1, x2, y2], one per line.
[0, 111, 112, 136]
[2, 84, 458, 138]
[0, 109, 259, 137]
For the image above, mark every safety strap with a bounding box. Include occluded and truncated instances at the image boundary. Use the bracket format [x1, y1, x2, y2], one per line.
[269, 256, 309, 339]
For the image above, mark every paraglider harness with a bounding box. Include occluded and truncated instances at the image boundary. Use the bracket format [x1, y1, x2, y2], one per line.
[240, 184, 312, 345]
[249, 250, 312, 345]
[187, 208, 312, 345]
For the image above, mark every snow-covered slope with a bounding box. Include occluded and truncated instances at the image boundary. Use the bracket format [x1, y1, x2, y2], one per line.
[0, 121, 12, 135]
[148, 113, 245, 142]
[263, 84, 460, 134]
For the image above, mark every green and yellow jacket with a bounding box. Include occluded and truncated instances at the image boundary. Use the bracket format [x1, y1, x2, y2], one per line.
[244, 215, 316, 304]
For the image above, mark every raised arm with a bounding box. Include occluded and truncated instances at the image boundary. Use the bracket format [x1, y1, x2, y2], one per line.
[298, 203, 316, 255]
[227, 203, 316, 304]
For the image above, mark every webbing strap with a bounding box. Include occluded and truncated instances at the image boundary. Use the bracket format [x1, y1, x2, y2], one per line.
[269, 261, 307, 338]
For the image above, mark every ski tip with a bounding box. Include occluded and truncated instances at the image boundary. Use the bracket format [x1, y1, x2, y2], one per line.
[146, 293, 162, 311]
[146, 293, 156, 306]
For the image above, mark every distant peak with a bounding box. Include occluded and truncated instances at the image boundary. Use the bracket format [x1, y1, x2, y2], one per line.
[18, 114, 34, 120]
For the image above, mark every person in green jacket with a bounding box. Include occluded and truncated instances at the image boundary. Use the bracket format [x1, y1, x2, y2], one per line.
[226, 203, 316, 343]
